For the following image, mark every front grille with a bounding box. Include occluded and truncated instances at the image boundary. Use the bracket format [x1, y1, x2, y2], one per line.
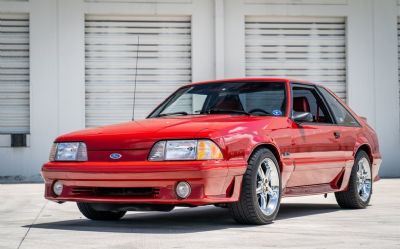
[71, 187, 160, 198]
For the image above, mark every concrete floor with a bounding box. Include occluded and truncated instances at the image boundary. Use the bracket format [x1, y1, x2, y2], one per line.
[0, 179, 399, 249]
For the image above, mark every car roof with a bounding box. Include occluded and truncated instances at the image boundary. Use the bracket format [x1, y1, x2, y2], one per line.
[189, 77, 319, 87]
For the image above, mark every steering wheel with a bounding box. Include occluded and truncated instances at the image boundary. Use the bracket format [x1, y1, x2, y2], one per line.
[248, 108, 270, 115]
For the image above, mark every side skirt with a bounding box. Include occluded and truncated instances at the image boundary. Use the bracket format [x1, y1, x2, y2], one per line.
[283, 183, 338, 197]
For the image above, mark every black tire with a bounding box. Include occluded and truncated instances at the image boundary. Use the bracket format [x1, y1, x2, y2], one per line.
[228, 148, 282, 225]
[77, 202, 126, 221]
[335, 150, 372, 209]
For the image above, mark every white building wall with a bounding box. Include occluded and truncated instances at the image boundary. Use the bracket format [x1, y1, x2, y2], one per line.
[0, 0, 399, 181]
[372, 0, 400, 177]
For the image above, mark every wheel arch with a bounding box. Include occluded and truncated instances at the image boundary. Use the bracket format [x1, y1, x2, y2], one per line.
[355, 143, 373, 164]
[248, 143, 283, 172]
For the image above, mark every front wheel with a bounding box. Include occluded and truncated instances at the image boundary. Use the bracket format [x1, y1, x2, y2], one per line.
[77, 202, 126, 220]
[229, 148, 282, 225]
[335, 151, 372, 209]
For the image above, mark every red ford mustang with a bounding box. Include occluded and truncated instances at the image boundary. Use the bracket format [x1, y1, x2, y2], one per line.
[41, 78, 381, 224]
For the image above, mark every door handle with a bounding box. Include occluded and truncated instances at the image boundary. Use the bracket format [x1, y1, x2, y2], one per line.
[333, 131, 341, 139]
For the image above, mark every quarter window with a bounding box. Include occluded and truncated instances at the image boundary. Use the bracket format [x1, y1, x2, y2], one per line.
[318, 87, 359, 127]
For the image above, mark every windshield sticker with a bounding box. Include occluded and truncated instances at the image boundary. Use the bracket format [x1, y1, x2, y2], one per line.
[272, 110, 283, 116]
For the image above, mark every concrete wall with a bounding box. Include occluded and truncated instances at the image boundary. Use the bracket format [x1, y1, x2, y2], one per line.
[0, 0, 399, 181]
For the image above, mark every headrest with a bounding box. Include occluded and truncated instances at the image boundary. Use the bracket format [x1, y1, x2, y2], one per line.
[293, 97, 310, 113]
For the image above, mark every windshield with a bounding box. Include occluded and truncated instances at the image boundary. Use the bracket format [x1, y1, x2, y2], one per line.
[149, 82, 287, 118]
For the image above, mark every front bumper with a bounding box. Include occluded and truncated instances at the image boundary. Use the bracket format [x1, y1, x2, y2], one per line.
[41, 160, 246, 206]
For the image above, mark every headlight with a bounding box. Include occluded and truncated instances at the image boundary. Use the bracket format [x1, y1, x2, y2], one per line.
[49, 142, 88, 162]
[148, 139, 223, 161]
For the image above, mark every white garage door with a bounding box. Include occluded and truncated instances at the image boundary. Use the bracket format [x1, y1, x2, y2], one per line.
[0, 13, 30, 133]
[85, 15, 191, 127]
[245, 16, 347, 101]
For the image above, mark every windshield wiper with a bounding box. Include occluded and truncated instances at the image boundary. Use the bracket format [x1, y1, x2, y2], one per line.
[158, 111, 188, 117]
[207, 108, 250, 116]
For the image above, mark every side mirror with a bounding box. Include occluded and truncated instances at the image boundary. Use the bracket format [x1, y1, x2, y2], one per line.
[292, 112, 313, 123]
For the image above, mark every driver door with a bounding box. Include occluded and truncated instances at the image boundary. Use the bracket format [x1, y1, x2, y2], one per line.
[286, 84, 345, 188]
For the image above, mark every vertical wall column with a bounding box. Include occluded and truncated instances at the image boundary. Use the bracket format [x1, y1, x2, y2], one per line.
[192, 0, 215, 81]
[347, 0, 375, 124]
[224, 0, 245, 78]
[214, 0, 225, 79]
[372, 0, 400, 177]
[58, 0, 85, 133]
[29, 0, 59, 179]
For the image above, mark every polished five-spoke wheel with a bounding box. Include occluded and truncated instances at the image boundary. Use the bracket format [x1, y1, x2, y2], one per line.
[335, 150, 373, 209]
[256, 158, 280, 216]
[356, 157, 372, 202]
[229, 148, 281, 225]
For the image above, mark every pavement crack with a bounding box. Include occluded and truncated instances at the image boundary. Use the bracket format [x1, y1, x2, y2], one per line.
[17, 200, 48, 249]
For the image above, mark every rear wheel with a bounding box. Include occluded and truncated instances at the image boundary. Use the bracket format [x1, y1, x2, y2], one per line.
[335, 151, 372, 209]
[229, 148, 281, 225]
[77, 202, 126, 220]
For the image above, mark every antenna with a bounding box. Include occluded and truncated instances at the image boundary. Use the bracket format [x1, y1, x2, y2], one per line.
[132, 36, 140, 120]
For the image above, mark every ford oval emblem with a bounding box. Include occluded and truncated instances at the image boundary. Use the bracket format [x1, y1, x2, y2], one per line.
[110, 153, 122, 160]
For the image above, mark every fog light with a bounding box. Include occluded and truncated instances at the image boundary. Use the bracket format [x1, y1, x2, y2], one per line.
[176, 181, 191, 199]
[53, 181, 63, 196]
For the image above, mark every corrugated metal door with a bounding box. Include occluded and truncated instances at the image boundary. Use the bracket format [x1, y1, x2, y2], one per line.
[85, 15, 191, 127]
[0, 13, 29, 133]
[245, 16, 347, 101]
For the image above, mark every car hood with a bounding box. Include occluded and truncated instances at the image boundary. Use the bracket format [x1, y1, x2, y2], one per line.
[56, 115, 274, 150]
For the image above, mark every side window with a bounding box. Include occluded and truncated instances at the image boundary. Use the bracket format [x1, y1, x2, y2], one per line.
[318, 87, 360, 127]
[292, 86, 333, 124]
